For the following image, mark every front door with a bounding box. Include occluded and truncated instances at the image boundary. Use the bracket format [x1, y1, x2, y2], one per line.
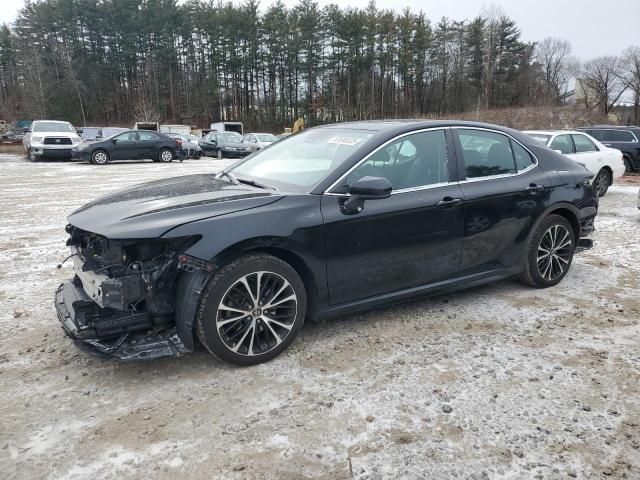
[110, 131, 143, 160]
[322, 128, 465, 305]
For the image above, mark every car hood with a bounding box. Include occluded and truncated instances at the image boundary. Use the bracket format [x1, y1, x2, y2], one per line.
[68, 174, 283, 239]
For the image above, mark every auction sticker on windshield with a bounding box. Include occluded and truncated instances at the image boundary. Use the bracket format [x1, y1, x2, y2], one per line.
[328, 136, 363, 146]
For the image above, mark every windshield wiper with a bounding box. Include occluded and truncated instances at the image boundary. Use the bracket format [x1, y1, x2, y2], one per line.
[215, 171, 239, 185]
[236, 178, 278, 191]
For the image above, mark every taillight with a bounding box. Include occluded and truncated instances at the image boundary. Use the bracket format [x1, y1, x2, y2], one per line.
[176, 139, 182, 147]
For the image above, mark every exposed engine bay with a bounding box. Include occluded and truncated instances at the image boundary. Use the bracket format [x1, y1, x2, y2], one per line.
[55, 225, 203, 360]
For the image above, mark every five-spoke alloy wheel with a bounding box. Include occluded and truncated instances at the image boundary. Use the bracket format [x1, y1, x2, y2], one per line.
[159, 148, 174, 163]
[196, 254, 306, 365]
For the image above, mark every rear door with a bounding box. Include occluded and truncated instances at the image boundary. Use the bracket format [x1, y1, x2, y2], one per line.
[322, 128, 465, 305]
[571, 133, 601, 174]
[137, 131, 162, 159]
[453, 128, 550, 274]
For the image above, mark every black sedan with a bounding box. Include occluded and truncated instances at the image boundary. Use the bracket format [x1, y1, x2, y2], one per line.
[199, 131, 251, 159]
[72, 129, 183, 165]
[56, 120, 597, 365]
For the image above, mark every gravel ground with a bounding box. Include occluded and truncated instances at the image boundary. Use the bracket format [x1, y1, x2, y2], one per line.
[1, 155, 639, 480]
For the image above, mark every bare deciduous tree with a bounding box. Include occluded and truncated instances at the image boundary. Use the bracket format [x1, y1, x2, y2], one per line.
[535, 37, 577, 105]
[579, 56, 627, 115]
[620, 46, 640, 123]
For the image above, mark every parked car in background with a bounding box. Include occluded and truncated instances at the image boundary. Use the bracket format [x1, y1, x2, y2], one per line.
[80, 127, 102, 143]
[166, 133, 202, 159]
[55, 120, 598, 364]
[199, 131, 251, 159]
[576, 126, 640, 174]
[525, 130, 625, 197]
[71, 129, 183, 165]
[101, 127, 128, 139]
[243, 132, 279, 152]
[23, 120, 83, 162]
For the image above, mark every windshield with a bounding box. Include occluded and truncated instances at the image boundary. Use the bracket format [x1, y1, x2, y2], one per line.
[102, 128, 127, 139]
[255, 133, 278, 142]
[229, 128, 374, 192]
[216, 132, 243, 143]
[81, 127, 100, 140]
[527, 133, 552, 144]
[33, 121, 75, 133]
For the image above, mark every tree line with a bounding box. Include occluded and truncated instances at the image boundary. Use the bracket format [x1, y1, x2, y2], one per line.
[0, 0, 638, 129]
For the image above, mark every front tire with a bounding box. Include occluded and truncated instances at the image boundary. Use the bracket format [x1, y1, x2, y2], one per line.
[217, 149, 223, 160]
[593, 168, 610, 197]
[196, 254, 307, 366]
[159, 148, 173, 163]
[28, 148, 38, 162]
[518, 214, 575, 288]
[91, 149, 109, 165]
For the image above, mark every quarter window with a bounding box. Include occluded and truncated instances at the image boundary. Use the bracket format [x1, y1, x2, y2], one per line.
[341, 130, 449, 191]
[511, 140, 534, 170]
[610, 130, 637, 142]
[458, 129, 516, 178]
[572, 134, 597, 153]
[549, 135, 574, 154]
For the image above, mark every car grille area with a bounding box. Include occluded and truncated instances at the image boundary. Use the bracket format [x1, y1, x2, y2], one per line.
[44, 137, 73, 145]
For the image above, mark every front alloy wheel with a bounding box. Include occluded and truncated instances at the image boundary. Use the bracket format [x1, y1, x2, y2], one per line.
[196, 254, 306, 365]
[91, 150, 109, 165]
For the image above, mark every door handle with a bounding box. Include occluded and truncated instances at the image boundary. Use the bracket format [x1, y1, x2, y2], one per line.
[436, 197, 463, 208]
[525, 183, 545, 193]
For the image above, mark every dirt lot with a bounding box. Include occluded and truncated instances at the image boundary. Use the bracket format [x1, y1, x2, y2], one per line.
[1, 155, 639, 479]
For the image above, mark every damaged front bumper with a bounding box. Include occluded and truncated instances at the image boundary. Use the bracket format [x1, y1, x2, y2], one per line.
[55, 282, 189, 361]
[55, 281, 189, 360]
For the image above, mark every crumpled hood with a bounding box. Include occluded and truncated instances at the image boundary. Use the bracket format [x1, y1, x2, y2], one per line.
[68, 174, 283, 239]
[221, 141, 248, 149]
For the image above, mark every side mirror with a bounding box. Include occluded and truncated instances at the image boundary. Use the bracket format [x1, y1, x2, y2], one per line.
[342, 176, 392, 213]
[111, 138, 117, 144]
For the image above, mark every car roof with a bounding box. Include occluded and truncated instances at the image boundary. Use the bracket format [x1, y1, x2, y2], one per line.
[523, 130, 585, 135]
[582, 125, 640, 129]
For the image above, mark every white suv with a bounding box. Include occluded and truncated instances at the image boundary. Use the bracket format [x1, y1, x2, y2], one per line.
[525, 130, 626, 197]
[24, 120, 83, 162]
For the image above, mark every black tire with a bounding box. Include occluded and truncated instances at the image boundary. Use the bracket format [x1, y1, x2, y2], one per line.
[91, 149, 109, 165]
[623, 156, 633, 174]
[196, 253, 307, 366]
[28, 148, 38, 162]
[217, 149, 223, 160]
[518, 214, 576, 288]
[159, 148, 174, 163]
[593, 168, 610, 197]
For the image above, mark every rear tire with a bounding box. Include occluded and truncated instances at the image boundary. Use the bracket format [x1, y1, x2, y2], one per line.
[593, 168, 610, 197]
[623, 156, 633, 174]
[217, 149, 223, 160]
[518, 214, 575, 288]
[91, 149, 109, 165]
[159, 148, 173, 163]
[195, 253, 307, 366]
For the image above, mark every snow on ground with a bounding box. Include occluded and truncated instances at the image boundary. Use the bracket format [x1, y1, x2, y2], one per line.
[0, 155, 639, 479]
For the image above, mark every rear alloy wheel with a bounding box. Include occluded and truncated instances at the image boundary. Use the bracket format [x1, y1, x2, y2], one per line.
[518, 214, 575, 288]
[196, 254, 306, 366]
[217, 149, 223, 160]
[159, 148, 173, 163]
[593, 168, 610, 197]
[91, 149, 109, 165]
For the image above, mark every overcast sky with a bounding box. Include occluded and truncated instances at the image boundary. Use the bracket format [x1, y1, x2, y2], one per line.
[1, 0, 638, 59]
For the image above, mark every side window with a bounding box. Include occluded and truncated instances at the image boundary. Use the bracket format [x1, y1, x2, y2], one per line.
[114, 132, 134, 142]
[588, 130, 607, 141]
[342, 130, 449, 191]
[549, 135, 574, 154]
[511, 140, 534, 171]
[572, 134, 597, 153]
[611, 130, 637, 142]
[458, 129, 516, 178]
[138, 131, 158, 141]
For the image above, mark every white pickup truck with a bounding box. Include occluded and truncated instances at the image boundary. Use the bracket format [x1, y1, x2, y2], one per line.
[23, 120, 83, 162]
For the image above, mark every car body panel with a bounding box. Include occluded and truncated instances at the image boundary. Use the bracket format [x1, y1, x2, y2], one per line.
[577, 126, 640, 172]
[68, 174, 284, 238]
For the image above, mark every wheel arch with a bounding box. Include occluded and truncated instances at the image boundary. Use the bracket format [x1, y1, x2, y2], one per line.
[543, 205, 580, 240]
